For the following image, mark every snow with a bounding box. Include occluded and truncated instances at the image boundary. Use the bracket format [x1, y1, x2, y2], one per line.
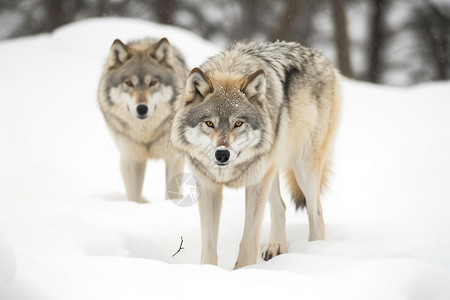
[1, 17, 450, 300]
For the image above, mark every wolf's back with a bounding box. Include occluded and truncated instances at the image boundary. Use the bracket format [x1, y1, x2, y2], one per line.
[201, 41, 334, 85]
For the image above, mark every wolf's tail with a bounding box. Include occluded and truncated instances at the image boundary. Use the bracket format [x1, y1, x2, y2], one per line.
[285, 168, 306, 210]
[285, 160, 331, 210]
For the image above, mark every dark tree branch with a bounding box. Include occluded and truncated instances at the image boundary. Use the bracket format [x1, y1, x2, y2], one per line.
[172, 236, 184, 257]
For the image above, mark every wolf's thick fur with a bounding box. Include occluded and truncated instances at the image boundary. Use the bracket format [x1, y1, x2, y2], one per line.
[171, 41, 341, 268]
[98, 38, 188, 202]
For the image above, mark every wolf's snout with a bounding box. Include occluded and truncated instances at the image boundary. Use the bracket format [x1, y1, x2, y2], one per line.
[136, 104, 148, 118]
[215, 149, 230, 165]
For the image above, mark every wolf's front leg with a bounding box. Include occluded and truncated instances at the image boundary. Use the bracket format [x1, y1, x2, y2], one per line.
[198, 181, 223, 265]
[120, 156, 147, 203]
[234, 171, 275, 269]
[165, 155, 185, 199]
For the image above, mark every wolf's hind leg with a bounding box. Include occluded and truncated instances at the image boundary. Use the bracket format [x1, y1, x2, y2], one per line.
[261, 173, 287, 261]
[165, 156, 185, 200]
[293, 160, 325, 241]
[120, 157, 147, 203]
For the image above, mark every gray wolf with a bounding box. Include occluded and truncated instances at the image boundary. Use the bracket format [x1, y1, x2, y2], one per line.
[171, 41, 341, 268]
[98, 37, 188, 202]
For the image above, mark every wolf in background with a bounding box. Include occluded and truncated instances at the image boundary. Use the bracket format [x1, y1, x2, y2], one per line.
[98, 38, 188, 202]
[171, 41, 341, 268]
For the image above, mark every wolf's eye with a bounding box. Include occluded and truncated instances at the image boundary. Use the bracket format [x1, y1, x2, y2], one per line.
[125, 80, 133, 87]
[235, 121, 243, 127]
[149, 79, 158, 87]
[205, 121, 214, 128]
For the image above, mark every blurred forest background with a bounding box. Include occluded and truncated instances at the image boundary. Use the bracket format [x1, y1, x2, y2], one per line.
[0, 0, 449, 85]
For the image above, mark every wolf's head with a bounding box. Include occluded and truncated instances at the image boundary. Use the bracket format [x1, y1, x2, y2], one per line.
[103, 38, 181, 120]
[172, 68, 273, 168]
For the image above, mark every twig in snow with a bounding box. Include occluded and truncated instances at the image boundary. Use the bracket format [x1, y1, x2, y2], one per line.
[172, 236, 184, 257]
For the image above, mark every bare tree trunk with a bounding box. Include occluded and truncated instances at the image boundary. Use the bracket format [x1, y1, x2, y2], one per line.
[45, 0, 65, 32]
[366, 0, 386, 83]
[44, 0, 82, 32]
[97, 0, 109, 17]
[436, 22, 449, 80]
[270, 0, 302, 42]
[237, 0, 259, 40]
[331, 0, 353, 78]
[425, 2, 450, 80]
[157, 0, 175, 25]
[294, 0, 317, 45]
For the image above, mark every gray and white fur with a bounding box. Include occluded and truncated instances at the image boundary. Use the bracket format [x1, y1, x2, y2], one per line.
[98, 37, 189, 202]
[171, 41, 341, 268]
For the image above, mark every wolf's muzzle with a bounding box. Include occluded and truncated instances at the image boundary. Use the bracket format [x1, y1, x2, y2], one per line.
[215, 149, 230, 165]
[136, 104, 148, 119]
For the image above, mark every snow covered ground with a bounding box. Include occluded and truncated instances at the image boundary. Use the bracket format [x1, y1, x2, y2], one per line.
[1, 17, 450, 300]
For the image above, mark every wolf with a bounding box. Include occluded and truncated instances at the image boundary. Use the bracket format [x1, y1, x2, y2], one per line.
[171, 41, 341, 268]
[98, 37, 188, 202]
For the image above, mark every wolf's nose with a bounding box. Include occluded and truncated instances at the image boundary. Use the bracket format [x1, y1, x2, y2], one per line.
[215, 149, 230, 164]
[136, 104, 148, 117]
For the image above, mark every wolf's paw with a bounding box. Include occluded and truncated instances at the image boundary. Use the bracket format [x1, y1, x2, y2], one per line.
[166, 192, 183, 200]
[136, 197, 149, 204]
[261, 242, 287, 261]
[233, 260, 248, 270]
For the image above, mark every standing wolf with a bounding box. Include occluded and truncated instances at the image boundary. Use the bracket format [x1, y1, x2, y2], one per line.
[171, 41, 341, 268]
[98, 38, 188, 202]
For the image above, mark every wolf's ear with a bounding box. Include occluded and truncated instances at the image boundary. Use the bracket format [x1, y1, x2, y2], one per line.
[153, 38, 172, 63]
[184, 67, 214, 104]
[108, 39, 130, 67]
[241, 69, 266, 101]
